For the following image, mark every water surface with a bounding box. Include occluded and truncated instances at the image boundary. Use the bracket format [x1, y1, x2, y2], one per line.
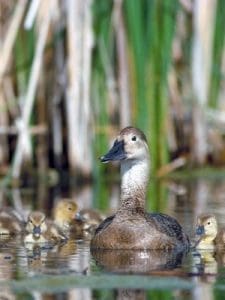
[1, 176, 225, 299]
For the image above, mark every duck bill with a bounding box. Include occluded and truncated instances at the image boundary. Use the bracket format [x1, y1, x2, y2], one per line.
[100, 140, 126, 163]
[196, 225, 205, 236]
[33, 226, 41, 238]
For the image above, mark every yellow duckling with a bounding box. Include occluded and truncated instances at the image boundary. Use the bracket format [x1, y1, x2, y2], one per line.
[195, 214, 218, 250]
[24, 211, 67, 244]
[0, 208, 24, 236]
[53, 199, 84, 237]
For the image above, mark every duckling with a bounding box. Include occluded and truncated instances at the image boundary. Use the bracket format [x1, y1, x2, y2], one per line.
[24, 211, 67, 244]
[195, 214, 218, 250]
[215, 228, 225, 250]
[53, 199, 84, 238]
[78, 208, 105, 233]
[0, 208, 24, 236]
[91, 127, 189, 250]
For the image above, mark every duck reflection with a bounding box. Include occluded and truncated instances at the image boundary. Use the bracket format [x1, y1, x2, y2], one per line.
[91, 248, 186, 274]
[0, 250, 16, 300]
[116, 289, 146, 300]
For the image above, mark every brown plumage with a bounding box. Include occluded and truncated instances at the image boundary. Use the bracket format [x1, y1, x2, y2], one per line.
[91, 127, 189, 250]
[78, 208, 105, 233]
[0, 209, 24, 236]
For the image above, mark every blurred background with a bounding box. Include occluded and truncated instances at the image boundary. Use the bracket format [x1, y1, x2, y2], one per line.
[0, 0, 225, 185]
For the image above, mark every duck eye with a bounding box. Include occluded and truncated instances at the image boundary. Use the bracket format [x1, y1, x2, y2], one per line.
[207, 222, 211, 225]
[131, 136, 136, 141]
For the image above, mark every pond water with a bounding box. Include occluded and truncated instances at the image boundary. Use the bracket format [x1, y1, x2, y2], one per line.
[1, 174, 225, 299]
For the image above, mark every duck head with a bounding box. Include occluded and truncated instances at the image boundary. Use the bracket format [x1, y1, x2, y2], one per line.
[196, 214, 218, 238]
[54, 199, 78, 226]
[26, 211, 47, 239]
[100, 127, 149, 163]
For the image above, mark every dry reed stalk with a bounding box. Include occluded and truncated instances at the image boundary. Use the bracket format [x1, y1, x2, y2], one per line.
[2, 78, 19, 119]
[0, 125, 47, 135]
[191, 0, 217, 165]
[0, 91, 8, 164]
[36, 70, 48, 173]
[51, 5, 65, 167]
[113, 0, 131, 127]
[66, 0, 83, 171]
[0, 0, 27, 83]
[66, 0, 93, 176]
[80, 0, 93, 174]
[11, 0, 55, 179]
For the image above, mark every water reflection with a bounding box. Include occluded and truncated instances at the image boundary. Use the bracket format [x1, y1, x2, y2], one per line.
[0, 176, 225, 299]
[91, 249, 186, 274]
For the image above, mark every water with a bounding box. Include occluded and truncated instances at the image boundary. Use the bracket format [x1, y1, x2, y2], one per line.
[1, 175, 225, 299]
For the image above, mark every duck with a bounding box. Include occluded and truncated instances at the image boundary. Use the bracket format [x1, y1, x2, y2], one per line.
[78, 208, 105, 233]
[215, 228, 225, 250]
[90, 126, 189, 250]
[0, 208, 24, 236]
[53, 199, 84, 238]
[24, 211, 67, 244]
[195, 214, 218, 250]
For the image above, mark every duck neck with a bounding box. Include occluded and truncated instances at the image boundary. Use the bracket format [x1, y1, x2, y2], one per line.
[117, 159, 150, 215]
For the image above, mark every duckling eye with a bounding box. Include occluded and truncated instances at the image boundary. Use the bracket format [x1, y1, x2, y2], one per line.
[68, 207, 72, 211]
[207, 222, 211, 225]
[131, 136, 137, 141]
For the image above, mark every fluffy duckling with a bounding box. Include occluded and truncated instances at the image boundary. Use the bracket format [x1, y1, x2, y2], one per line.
[0, 208, 24, 236]
[53, 199, 84, 237]
[195, 214, 218, 250]
[78, 208, 105, 233]
[24, 211, 67, 244]
[215, 228, 225, 250]
[91, 127, 189, 250]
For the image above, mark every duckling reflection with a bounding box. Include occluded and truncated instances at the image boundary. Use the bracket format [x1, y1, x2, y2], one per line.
[0, 251, 16, 300]
[91, 249, 186, 274]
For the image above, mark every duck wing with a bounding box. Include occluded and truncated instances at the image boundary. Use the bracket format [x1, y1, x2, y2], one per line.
[95, 215, 115, 234]
[148, 212, 189, 246]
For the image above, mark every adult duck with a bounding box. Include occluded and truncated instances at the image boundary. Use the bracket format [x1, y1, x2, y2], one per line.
[91, 127, 189, 250]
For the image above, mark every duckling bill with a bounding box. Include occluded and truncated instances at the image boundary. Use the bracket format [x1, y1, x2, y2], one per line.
[91, 127, 190, 250]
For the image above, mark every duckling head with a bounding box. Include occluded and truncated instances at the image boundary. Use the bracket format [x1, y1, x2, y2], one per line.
[196, 214, 218, 239]
[26, 211, 47, 239]
[100, 127, 149, 163]
[53, 199, 78, 227]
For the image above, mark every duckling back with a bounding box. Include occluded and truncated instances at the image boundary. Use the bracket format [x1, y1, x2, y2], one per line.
[215, 228, 225, 250]
[0, 209, 24, 236]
